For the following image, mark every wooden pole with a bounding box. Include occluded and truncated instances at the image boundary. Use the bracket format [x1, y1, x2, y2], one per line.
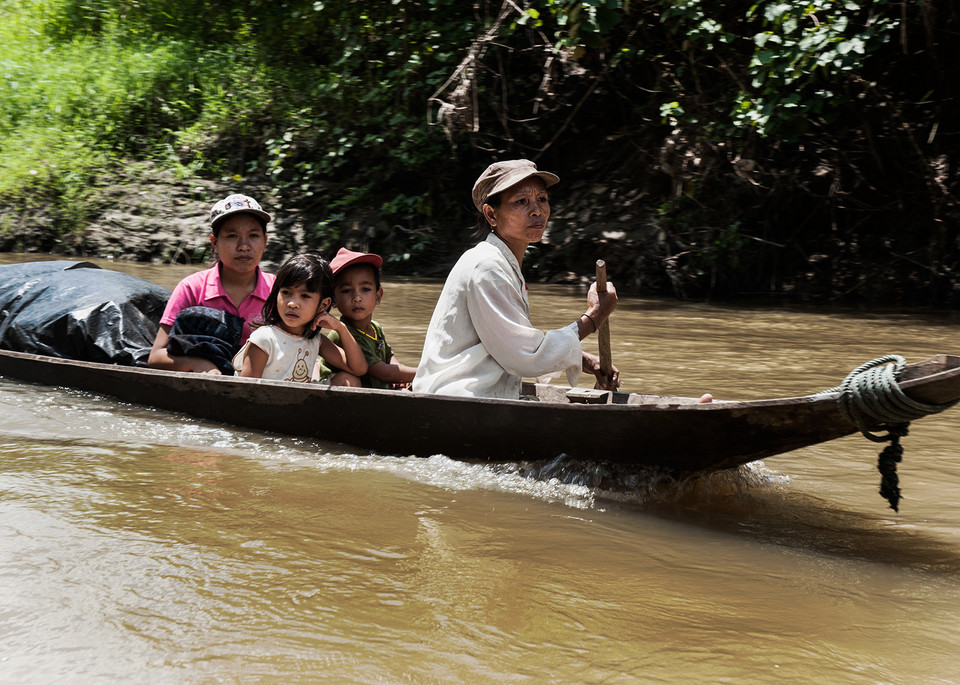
[595, 259, 613, 380]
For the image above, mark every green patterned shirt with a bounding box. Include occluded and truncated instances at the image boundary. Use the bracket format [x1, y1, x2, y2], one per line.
[319, 319, 394, 389]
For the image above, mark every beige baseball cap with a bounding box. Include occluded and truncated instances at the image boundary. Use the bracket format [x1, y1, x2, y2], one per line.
[471, 159, 559, 212]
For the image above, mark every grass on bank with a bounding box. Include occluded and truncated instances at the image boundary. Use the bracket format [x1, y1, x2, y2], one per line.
[0, 0, 467, 259]
[0, 1, 276, 240]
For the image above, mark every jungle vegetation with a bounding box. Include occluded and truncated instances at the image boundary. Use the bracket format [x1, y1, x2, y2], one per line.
[1, 0, 958, 305]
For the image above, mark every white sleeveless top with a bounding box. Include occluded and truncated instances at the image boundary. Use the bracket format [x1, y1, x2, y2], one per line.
[233, 325, 321, 382]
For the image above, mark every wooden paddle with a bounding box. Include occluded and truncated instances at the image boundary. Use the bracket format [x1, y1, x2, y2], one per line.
[595, 259, 613, 383]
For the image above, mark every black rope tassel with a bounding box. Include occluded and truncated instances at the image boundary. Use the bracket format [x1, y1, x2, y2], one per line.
[824, 355, 959, 511]
[877, 429, 906, 513]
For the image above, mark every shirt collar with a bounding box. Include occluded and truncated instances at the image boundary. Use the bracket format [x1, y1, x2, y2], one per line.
[204, 263, 269, 302]
[249, 266, 271, 300]
[484, 232, 524, 282]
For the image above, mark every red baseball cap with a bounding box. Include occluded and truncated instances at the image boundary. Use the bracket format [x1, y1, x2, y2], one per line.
[330, 247, 383, 275]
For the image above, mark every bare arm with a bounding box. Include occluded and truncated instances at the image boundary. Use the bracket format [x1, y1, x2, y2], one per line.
[316, 315, 368, 377]
[574, 280, 618, 341]
[147, 324, 221, 374]
[367, 355, 417, 388]
[237, 342, 268, 378]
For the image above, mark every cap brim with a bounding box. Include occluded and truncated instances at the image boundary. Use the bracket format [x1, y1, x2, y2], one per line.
[211, 208, 272, 228]
[491, 170, 559, 197]
[332, 254, 384, 275]
[477, 169, 560, 211]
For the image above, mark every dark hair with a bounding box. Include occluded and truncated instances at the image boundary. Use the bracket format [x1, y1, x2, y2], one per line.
[469, 192, 503, 243]
[259, 251, 333, 339]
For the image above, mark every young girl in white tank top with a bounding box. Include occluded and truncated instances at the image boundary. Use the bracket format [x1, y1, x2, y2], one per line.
[233, 252, 367, 384]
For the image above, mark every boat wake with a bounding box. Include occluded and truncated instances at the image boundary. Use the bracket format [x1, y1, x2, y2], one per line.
[300, 449, 790, 512]
[513, 454, 790, 509]
[1, 380, 791, 514]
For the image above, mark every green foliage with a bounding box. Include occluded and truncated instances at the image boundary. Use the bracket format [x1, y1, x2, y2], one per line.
[735, 0, 898, 138]
[0, 0, 212, 224]
[661, 0, 899, 139]
[0, 0, 478, 264]
[545, 0, 626, 50]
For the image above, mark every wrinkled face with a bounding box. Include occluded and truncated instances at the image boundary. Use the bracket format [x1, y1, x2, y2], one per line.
[333, 264, 382, 325]
[276, 281, 324, 337]
[483, 177, 550, 257]
[210, 214, 267, 274]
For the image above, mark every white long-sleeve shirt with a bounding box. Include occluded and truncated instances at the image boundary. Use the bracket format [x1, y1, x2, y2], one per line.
[412, 233, 582, 399]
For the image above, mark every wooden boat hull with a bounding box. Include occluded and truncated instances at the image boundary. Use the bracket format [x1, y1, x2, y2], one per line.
[1, 349, 958, 472]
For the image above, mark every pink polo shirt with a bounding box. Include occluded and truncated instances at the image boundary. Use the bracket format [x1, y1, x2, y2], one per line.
[160, 264, 275, 344]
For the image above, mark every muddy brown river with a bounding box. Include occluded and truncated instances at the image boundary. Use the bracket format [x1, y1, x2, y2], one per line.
[2, 255, 959, 682]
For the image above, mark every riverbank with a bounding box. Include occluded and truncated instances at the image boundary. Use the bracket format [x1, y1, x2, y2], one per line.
[1, 162, 664, 290]
[6, 157, 958, 308]
[2, 164, 248, 264]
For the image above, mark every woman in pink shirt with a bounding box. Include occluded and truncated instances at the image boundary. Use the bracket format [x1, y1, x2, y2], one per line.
[147, 194, 276, 374]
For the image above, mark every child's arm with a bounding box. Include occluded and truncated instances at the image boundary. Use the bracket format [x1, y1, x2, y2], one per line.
[367, 355, 417, 388]
[238, 342, 269, 378]
[317, 315, 368, 377]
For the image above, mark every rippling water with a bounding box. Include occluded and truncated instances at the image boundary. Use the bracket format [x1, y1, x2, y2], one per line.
[2, 255, 960, 683]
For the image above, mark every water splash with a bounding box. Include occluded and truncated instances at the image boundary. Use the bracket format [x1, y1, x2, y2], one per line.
[3, 380, 789, 514]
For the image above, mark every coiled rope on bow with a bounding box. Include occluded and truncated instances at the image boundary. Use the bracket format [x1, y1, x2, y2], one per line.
[821, 355, 959, 512]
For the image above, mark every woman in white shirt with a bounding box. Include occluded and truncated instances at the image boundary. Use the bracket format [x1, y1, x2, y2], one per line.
[412, 159, 619, 399]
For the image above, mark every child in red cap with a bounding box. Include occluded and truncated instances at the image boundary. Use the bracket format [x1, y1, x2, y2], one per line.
[322, 248, 417, 389]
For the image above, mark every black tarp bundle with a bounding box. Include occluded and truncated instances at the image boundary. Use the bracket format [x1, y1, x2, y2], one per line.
[0, 261, 171, 365]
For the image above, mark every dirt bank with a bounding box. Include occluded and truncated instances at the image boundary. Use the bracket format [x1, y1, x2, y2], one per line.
[1, 163, 664, 292]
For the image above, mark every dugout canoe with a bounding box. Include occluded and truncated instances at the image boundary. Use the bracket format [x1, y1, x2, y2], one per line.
[1, 349, 958, 473]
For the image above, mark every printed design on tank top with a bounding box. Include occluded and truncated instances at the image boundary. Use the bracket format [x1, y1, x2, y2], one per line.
[288, 347, 312, 383]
